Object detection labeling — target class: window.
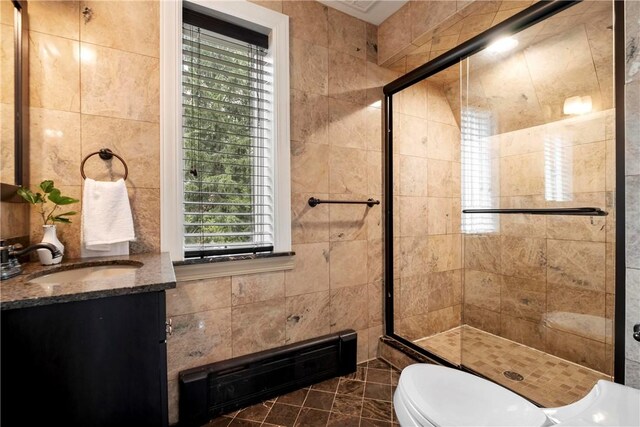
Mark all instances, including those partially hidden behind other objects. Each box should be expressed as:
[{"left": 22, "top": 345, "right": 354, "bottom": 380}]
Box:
[
  {"left": 182, "top": 10, "right": 273, "bottom": 258},
  {"left": 461, "top": 108, "right": 498, "bottom": 233},
  {"left": 161, "top": 1, "right": 290, "bottom": 266},
  {"left": 544, "top": 136, "right": 572, "bottom": 202}
]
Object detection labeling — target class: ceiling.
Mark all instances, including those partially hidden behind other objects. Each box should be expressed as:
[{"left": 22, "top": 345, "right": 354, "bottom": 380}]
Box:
[{"left": 317, "top": 0, "right": 408, "bottom": 25}]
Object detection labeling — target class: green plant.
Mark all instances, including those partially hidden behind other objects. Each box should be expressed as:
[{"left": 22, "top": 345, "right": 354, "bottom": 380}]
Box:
[{"left": 17, "top": 180, "right": 79, "bottom": 225}]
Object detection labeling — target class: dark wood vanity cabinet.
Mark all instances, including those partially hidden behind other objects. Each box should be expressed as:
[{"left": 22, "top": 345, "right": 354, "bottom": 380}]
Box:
[{"left": 1, "top": 291, "right": 169, "bottom": 427}]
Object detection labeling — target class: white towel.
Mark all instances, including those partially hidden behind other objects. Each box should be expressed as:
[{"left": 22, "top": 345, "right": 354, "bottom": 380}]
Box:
[
  {"left": 81, "top": 240, "right": 129, "bottom": 257},
  {"left": 81, "top": 178, "right": 135, "bottom": 257}
]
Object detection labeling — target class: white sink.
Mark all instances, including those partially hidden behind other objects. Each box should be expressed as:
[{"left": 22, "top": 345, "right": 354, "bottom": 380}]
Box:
[{"left": 28, "top": 264, "right": 142, "bottom": 284}]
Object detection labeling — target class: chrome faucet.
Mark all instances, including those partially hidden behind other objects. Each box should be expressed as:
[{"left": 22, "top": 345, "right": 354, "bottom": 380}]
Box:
[{"left": 0, "top": 241, "right": 62, "bottom": 280}]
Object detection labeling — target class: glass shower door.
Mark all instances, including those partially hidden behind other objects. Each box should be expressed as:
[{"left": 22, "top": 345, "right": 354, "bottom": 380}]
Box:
[
  {"left": 459, "top": 0, "right": 615, "bottom": 407},
  {"left": 392, "top": 61, "right": 464, "bottom": 367}
]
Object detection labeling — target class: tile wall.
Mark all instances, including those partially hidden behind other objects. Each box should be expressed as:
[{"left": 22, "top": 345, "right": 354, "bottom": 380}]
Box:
[
  {"left": 441, "top": 3, "right": 614, "bottom": 135},
  {"left": 23, "top": 0, "right": 161, "bottom": 256},
  {"left": 624, "top": 0, "right": 640, "bottom": 389},
  {"left": 463, "top": 110, "right": 616, "bottom": 375},
  {"left": 380, "top": 0, "right": 628, "bottom": 379},
  {"left": 391, "top": 77, "right": 463, "bottom": 341},
  {"left": 377, "top": 0, "right": 536, "bottom": 72},
  {"left": 7, "top": 5, "right": 637, "bottom": 427},
  {"left": 14, "top": 1, "right": 403, "bottom": 423},
  {"left": 1, "top": 1, "right": 15, "bottom": 185},
  {"left": 164, "top": 1, "right": 400, "bottom": 423},
  {"left": 1, "top": 2, "right": 29, "bottom": 240},
  {"left": 381, "top": 1, "right": 539, "bottom": 356},
  {"left": 0, "top": 202, "right": 28, "bottom": 240}
]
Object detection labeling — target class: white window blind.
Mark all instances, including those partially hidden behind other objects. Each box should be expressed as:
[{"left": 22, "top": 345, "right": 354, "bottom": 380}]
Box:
[
  {"left": 461, "top": 108, "right": 498, "bottom": 233},
  {"left": 544, "top": 136, "right": 573, "bottom": 201},
  {"left": 182, "top": 15, "right": 274, "bottom": 258}
]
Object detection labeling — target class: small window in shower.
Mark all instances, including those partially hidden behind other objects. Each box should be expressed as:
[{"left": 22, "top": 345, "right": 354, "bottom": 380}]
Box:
[{"left": 461, "top": 107, "right": 498, "bottom": 233}]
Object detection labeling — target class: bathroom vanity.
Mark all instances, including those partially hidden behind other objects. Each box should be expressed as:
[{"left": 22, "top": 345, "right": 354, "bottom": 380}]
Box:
[{"left": 0, "top": 253, "right": 176, "bottom": 427}]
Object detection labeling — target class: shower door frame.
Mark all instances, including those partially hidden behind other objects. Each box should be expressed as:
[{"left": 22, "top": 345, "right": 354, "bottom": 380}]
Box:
[{"left": 382, "top": 0, "right": 627, "bottom": 384}]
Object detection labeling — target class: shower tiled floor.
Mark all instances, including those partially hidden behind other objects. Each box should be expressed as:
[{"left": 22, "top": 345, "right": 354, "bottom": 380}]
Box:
[
  {"left": 203, "top": 359, "right": 401, "bottom": 427},
  {"left": 414, "top": 325, "right": 611, "bottom": 407}
]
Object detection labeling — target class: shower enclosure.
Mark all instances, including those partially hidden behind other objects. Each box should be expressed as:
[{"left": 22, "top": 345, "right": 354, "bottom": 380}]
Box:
[{"left": 383, "top": 0, "right": 624, "bottom": 407}]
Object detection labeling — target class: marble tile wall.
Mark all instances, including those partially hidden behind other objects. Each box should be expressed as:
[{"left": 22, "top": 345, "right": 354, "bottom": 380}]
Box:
[
  {"left": 164, "top": 1, "right": 396, "bottom": 423},
  {"left": 446, "top": 7, "right": 613, "bottom": 135},
  {"left": 624, "top": 0, "right": 640, "bottom": 389},
  {"left": 6, "top": 1, "right": 396, "bottom": 423},
  {"left": 377, "top": 0, "right": 626, "bottom": 379},
  {"left": 463, "top": 110, "right": 617, "bottom": 375},
  {"left": 1, "top": 202, "right": 29, "bottom": 239},
  {"left": 1, "top": 1, "right": 15, "bottom": 185},
  {"left": 0, "top": 2, "right": 28, "bottom": 240},
  {"left": 377, "top": 1, "right": 536, "bottom": 71},
  {"left": 12, "top": 4, "right": 637, "bottom": 425},
  {"left": 24, "top": 0, "right": 160, "bottom": 257},
  {"left": 379, "top": 1, "right": 614, "bottom": 135},
  {"left": 392, "top": 78, "right": 463, "bottom": 342}
]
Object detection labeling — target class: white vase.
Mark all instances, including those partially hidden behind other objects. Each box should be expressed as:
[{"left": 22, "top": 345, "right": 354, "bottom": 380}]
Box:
[{"left": 37, "top": 224, "right": 64, "bottom": 265}]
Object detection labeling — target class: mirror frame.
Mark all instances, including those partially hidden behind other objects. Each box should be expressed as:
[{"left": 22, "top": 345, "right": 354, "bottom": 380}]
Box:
[{"left": 1, "top": 0, "right": 28, "bottom": 202}]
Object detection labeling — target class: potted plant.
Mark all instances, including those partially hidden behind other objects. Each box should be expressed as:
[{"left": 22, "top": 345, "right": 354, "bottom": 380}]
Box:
[{"left": 17, "top": 180, "right": 79, "bottom": 265}]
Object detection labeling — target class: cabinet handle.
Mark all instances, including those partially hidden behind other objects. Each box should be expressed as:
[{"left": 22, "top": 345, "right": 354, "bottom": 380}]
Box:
[{"left": 166, "top": 318, "right": 173, "bottom": 336}]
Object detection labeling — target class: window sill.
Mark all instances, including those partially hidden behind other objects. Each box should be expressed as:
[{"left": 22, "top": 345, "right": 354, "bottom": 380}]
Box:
[{"left": 173, "top": 251, "right": 295, "bottom": 281}]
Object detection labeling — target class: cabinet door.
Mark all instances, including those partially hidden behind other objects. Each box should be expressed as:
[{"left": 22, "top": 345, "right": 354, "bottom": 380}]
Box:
[{"left": 1, "top": 292, "right": 168, "bottom": 427}]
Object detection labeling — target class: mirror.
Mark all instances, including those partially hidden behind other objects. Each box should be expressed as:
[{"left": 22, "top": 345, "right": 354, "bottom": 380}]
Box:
[{"left": 1, "top": 0, "right": 28, "bottom": 201}]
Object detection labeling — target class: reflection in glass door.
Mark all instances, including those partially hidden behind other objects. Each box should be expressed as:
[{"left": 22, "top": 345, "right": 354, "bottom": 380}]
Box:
[{"left": 386, "top": 0, "right": 617, "bottom": 407}]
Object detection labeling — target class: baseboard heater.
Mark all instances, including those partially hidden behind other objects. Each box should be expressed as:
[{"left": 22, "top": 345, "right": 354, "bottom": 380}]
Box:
[{"left": 178, "top": 330, "right": 357, "bottom": 426}]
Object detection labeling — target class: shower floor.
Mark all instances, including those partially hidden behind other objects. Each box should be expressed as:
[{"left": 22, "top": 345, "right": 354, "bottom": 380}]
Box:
[{"left": 414, "top": 325, "right": 611, "bottom": 408}]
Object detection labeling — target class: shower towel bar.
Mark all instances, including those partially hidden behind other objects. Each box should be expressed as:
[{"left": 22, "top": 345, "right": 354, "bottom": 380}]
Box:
[
  {"left": 308, "top": 197, "right": 380, "bottom": 208},
  {"left": 462, "top": 207, "right": 607, "bottom": 216}
]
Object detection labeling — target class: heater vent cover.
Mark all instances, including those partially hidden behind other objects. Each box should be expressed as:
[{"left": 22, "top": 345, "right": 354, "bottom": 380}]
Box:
[{"left": 179, "top": 330, "right": 357, "bottom": 426}]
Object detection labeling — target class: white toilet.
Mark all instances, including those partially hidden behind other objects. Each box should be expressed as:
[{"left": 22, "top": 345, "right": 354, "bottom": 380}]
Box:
[{"left": 393, "top": 364, "right": 640, "bottom": 427}]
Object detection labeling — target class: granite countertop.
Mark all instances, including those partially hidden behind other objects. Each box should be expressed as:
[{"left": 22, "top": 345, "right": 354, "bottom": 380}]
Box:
[
  {"left": 173, "top": 250, "right": 295, "bottom": 266},
  {"left": 0, "top": 253, "right": 176, "bottom": 310}
]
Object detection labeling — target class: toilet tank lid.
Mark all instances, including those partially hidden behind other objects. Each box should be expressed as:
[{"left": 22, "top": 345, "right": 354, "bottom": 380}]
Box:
[{"left": 398, "top": 364, "right": 548, "bottom": 427}]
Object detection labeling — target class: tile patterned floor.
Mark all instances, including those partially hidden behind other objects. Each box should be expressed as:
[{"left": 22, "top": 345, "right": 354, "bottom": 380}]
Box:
[
  {"left": 203, "top": 359, "right": 401, "bottom": 427},
  {"left": 201, "top": 326, "right": 612, "bottom": 425},
  {"left": 415, "top": 325, "right": 611, "bottom": 407}
]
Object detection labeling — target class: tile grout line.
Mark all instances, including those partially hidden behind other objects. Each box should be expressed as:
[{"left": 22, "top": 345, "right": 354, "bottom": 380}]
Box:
[
  {"left": 260, "top": 399, "right": 274, "bottom": 426},
  {"left": 389, "top": 367, "right": 394, "bottom": 423},
  {"left": 290, "top": 387, "right": 309, "bottom": 427},
  {"left": 327, "top": 384, "right": 339, "bottom": 426},
  {"left": 207, "top": 360, "right": 397, "bottom": 427},
  {"left": 358, "top": 366, "right": 367, "bottom": 427},
  {"left": 260, "top": 400, "right": 276, "bottom": 427}
]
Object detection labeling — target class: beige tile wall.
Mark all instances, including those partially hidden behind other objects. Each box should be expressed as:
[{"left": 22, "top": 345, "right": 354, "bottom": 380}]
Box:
[
  {"left": 624, "top": 0, "right": 640, "bottom": 389},
  {"left": 440, "top": 1, "right": 615, "bottom": 135},
  {"left": 1, "top": 2, "right": 28, "bottom": 239},
  {"left": 378, "top": 0, "right": 623, "bottom": 379},
  {"left": 15, "top": 1, "right": 400, "bottom": 423},
  {"left": 463, "top": 110, "right": 616, "bottom": 375},
  {"left": 13, "top": 1, "right": 637, "bottom": 422},
  {"left": 1, "top": 1, "right": 15, "bottom": 185},
  {"left": 164, "top": 1, "right": 398, "bottom": 423},
  {"left": 25, "top": 0, "right": 160, "bottom": 257},
  {"left": 377, "top": 1, "right": 536, "bottom": 71},
  {"left": 1, "top": 202, "right": 29, "bottom": 239},
  {"left": 391, "top": 79, "right": 464, "bottom": 341}
]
